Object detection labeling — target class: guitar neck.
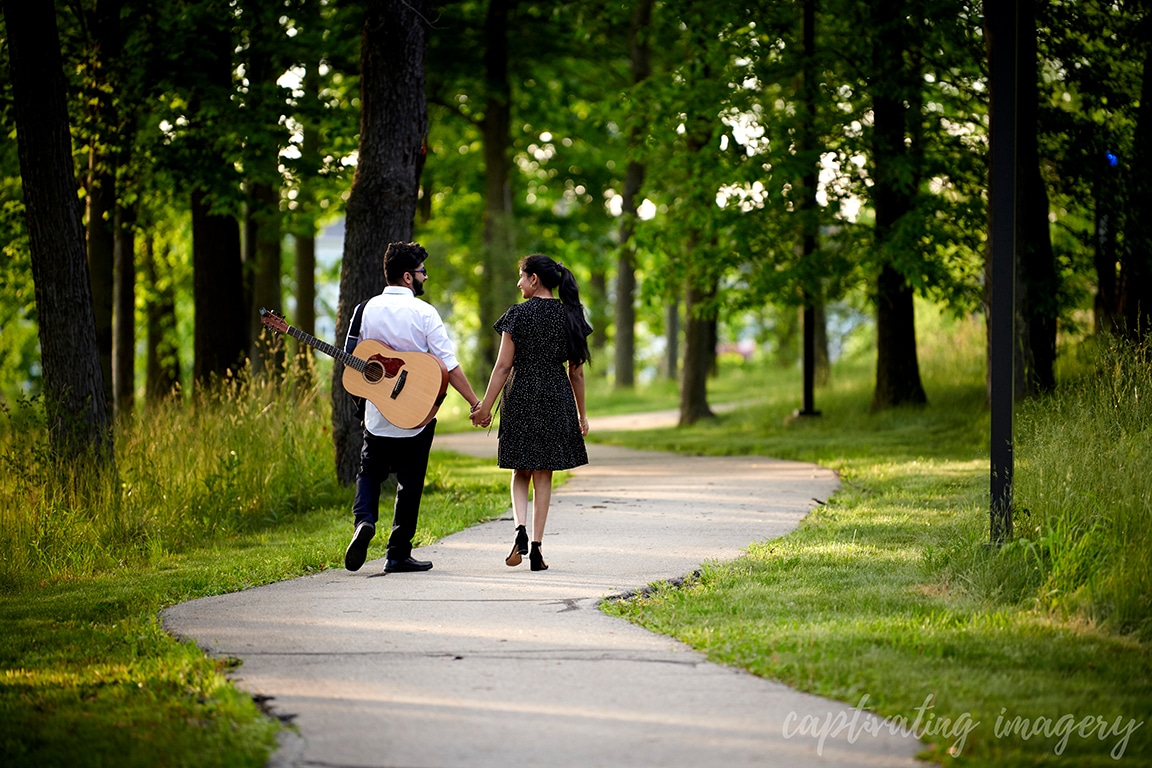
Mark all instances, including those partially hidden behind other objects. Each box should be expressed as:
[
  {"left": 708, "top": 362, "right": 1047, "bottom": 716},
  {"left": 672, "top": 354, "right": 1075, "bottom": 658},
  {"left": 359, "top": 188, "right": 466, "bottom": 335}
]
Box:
[{"left": 285, "top": 325, "right": 364, "bottom": 372}]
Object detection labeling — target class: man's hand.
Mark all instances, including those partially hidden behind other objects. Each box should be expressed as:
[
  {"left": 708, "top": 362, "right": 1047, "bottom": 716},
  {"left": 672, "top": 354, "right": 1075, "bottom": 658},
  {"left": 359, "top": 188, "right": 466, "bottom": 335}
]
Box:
[{"left": 470, "top": 402, "right": 492, "bottom": 428}]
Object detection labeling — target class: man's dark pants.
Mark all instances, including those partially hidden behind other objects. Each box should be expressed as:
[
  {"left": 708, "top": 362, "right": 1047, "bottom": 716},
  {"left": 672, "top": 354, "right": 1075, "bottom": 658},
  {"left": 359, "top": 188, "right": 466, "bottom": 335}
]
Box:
[{"left": 351, "top": 419, "right": 437, "bottom": 561}]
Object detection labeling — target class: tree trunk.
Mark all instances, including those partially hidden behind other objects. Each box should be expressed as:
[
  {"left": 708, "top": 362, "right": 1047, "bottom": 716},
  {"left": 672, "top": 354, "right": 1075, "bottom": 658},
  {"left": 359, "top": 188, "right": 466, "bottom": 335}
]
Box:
[
  {"left": 705, "top": 316, "right": 718, "bottom": 378},
  {"left": 664, "top": 296, "right": 680, "bottom": 381},
  {"left": 244, "top": 11, "right": 284, "bottom": 376},
  {"left": 189, "top": 13, "right": 247, "bottom": 390},
  {"left": 613, "top": 0, "right": 653, "bottom": 390},
  {"left": 677, "top": 13, "right": 719, "bottom": 426},
  {"left": 292, "top": 66, "right": 322, "bottom": 387},
  {"left": 249, "top": 180, "right": 283, "bottom": 374},
  {"left": 679, "top": 280, "right": 716, "bottom": 425},
  {"left": 813, "top": 300, "right": 830, "bottom": 386},
  {"left": 869, "top": 1, "right": 927, "bottom": 411},
  {"left": 1015, "top": 0, "right": 1057, "bottom": 395},
  {"left": 113, "top": 203, "right": 136, "bottom": 418},
  {"left": 872, "top": 265, "right": 925, "bottom": 410},
  {"left": 87, "top": 148, "right": 116, "bottom": 412},
  {"left": 614, "top": 238, "right": 638, "bottom": 387},
  {"left": 679, "top": 283, "right": 719, "bottom": 426},
  {"left": 797, "top": 0, "right": 825, "bottom": 412},
  {"left": 143, "top": 235, "right": 181, "bottom": 402},
  {"left": 589, "top": 270, "right": 608, "bottom": 357},
  {"left": 332, "top": 0, "right": 430, "bottom": 484},
  {"left": 84, "top": 0, "right": 122, "bottom": 414},
  {"left": 477, "top": 0, "right": 518, "bottom": 370},
  {"left": 109, "top": 20, "right": 139, "bottom": 420},
  {"left": 242, "top": 199, "right": 256, "bottom": 318},
  {"left": 1119, "top": 31, "right": 1152, "bottom": 338},
  {"left": 192, "top": 190, "right": 247, "bottom": 386},
  {"left": 4, "top": 0, "right": 111, "bottom": 462},
  {"left": 776, "top": 307, "right": 799, "bottom": 368},
  {"left": 294, "top": 232, "right": 317, "bottom": 381},
  {"left": 1094, "top": 151, "right": 1120, "bottom": 335}
]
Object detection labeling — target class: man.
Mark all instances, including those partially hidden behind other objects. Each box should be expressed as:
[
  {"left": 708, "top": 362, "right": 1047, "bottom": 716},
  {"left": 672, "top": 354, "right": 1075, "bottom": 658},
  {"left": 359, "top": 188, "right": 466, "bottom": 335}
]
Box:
[{"left": 342, "top": 241, "right": 481, "bottom": 573}]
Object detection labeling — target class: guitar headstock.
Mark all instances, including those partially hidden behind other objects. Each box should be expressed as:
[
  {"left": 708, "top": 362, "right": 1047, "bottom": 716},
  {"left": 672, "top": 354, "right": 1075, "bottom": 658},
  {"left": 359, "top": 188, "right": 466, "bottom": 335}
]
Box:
[{"left": 259, "top": 307, "right": 289, "bottom": 335}]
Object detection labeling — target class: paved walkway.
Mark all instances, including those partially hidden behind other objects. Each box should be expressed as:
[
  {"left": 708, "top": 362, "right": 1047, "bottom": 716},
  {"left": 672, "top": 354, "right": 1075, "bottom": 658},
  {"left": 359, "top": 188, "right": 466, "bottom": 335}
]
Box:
[{"left": 162, "top": 412, "right": 927, "bottom": 767}]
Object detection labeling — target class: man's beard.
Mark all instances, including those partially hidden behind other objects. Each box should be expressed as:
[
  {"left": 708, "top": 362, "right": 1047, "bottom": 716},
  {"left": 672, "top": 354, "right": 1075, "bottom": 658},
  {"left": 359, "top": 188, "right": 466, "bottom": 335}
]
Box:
[{"left": 413, "top": 280, "right": 425, "bottom": 297}]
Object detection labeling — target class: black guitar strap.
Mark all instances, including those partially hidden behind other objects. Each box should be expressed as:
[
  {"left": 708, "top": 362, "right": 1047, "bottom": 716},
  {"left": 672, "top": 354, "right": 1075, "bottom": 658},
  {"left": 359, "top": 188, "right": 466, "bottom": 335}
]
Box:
[
  {"left": 345, "top": 302, "right": 365, "bottom": 353},
  {"left": 345, "top": 302, "right": 367, "bottom": 423}
]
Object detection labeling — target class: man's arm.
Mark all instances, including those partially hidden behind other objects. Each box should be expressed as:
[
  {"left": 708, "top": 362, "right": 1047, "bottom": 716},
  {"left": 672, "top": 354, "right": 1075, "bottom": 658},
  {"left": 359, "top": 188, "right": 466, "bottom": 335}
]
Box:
[{"left": 447, "top": 365, "right": 480, "bottom": 410}]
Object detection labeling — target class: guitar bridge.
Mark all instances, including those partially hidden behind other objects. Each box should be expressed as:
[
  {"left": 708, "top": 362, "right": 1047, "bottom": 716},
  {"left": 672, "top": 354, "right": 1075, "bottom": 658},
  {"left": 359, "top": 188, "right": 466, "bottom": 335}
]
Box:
[{"left": 390, "top": 369, "right": 408, "bottom": 399}]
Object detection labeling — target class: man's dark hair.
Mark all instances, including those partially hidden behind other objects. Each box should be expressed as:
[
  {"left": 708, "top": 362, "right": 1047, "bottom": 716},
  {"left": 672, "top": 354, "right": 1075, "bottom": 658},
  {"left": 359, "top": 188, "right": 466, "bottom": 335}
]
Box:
[{"left": 383, "top": 242, "right": 428, "bottom": 284}]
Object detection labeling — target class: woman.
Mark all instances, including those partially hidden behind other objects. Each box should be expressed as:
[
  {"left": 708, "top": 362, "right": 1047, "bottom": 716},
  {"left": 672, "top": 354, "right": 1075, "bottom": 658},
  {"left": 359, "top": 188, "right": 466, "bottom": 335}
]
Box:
[{"left": 470, "top": 254, "right": 592, "bottom": 571}]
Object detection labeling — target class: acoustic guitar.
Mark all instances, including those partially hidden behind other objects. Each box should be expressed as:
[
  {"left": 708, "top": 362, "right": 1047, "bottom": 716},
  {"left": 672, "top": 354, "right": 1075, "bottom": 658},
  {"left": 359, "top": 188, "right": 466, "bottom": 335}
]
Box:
[{"left": 259, "top": 307, "right": 449, "bottom": 429}]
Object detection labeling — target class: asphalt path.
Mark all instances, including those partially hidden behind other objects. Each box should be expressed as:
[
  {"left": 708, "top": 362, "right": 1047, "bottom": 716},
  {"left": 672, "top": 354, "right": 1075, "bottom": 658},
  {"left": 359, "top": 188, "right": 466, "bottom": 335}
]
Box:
[{"left": 162, "top": 411, "right": 928, "bottom": 767}]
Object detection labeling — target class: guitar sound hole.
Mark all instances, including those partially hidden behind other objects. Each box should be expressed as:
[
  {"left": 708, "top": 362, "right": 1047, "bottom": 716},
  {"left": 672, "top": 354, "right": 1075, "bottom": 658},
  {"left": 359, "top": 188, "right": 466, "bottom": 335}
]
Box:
[{"left": 363, "top": 361, "right": 384, "bottom": 384}]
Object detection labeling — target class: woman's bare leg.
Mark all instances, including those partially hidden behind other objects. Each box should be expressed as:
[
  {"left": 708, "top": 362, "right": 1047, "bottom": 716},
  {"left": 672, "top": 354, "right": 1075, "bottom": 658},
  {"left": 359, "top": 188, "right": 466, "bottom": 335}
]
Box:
[
  {"left": 530, "top": 470, "right": 553, "bottom": 542},
  {"left": 511, "top": 469, "right": 531, "bottom": 528}
]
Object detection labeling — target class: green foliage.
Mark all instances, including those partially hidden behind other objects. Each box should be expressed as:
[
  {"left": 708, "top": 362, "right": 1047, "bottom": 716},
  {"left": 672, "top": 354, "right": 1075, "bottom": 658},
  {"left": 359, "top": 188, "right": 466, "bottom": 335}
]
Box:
[
  {"left": 0, "top": 30, "right": 37, "bottom": 400},
  {"left": 0, "top": 177, "right": 37, "bottom": 401},
  {"left": 423, "top": 0, "right": 638, "bottom": 367},
  {"left": 1, "top": 0, "right": 1146, "bottom": 405}
]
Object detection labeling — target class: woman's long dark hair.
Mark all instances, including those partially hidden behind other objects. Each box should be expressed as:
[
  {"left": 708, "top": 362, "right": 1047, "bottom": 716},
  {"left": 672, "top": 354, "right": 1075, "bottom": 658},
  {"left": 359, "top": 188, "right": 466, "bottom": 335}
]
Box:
[{"left": 520, "top": 254, "right": 593, "bottom": 366}]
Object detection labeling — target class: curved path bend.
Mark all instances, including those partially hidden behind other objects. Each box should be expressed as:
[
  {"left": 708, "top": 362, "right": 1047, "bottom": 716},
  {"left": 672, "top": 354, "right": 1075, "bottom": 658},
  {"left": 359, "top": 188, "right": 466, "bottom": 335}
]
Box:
[{"left": 163, "top": 413, "right": 926, "bottom": 768}]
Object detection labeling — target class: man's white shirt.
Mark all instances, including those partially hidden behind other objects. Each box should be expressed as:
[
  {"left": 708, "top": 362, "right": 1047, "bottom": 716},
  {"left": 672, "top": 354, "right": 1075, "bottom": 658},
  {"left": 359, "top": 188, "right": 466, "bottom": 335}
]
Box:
[{"left": 352, "top": 286, "right": 459, "bottom": 438}]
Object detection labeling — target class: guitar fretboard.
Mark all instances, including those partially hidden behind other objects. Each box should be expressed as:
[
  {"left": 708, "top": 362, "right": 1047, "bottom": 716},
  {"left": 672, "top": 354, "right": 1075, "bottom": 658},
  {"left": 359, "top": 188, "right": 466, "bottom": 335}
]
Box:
[{"left": 285, "top": 325, "right": 365, "bottom": 372}]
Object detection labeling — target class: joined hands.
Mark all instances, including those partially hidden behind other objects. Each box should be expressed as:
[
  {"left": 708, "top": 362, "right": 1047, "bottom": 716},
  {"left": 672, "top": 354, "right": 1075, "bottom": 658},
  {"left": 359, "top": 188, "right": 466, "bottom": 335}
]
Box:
[{"left": 470, "top": 401, "right": 492, "bottom": 428}]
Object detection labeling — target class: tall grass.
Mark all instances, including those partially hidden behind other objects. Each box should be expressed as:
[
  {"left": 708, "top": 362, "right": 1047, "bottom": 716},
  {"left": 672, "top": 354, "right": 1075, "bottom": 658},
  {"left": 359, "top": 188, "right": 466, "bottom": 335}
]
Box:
[
  {"left": 926, "top": 335, "right": 1152, "bottom": 640},
  {"left": 0, "top": 372, "right": 348, "bottom": 590},
  {"left": 1013, "top": 337, "right": 1152, "bottom": 638}
]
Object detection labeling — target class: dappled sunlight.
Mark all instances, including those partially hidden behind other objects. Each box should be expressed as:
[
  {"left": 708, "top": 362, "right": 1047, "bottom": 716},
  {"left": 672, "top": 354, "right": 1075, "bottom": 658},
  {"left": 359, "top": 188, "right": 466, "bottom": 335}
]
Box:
[{"left": 768, "top": 540, "right": 919, "bottom": 564}]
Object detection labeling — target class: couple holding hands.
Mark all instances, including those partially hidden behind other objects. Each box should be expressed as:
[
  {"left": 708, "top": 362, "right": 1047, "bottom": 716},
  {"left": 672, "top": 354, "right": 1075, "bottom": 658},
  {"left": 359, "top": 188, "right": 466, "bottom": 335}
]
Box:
[{"left": 343, "top": 243, "right": 592, "bottom": 576}]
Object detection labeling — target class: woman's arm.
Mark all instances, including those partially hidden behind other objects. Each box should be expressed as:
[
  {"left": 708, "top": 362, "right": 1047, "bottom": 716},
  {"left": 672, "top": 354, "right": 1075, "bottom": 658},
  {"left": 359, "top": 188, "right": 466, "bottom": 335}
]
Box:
[
  {"left": 568, "top": 363, "right": 588, "bottom": 436},
  {"left": 471, "top": 332, "right": 516, "bottom": 427}
]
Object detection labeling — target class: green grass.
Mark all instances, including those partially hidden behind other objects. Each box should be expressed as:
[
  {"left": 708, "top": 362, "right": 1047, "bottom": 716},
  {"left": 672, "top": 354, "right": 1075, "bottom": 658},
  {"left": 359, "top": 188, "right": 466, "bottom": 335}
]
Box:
[
  {"left": 0, "top": 375, "right": 511, "bottom": 767},
  {"left": 597, "top": 321, "right": 1152, "bottom": 766}
]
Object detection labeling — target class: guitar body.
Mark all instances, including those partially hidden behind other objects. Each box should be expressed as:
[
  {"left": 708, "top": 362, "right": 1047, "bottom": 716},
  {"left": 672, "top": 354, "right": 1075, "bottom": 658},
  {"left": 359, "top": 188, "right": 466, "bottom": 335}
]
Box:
[
  {"left": 257, "top": 307, "right": 449, "bottom": 430},
  {"left": 343, "top": 339, "right": 449, "bottom": 429}
]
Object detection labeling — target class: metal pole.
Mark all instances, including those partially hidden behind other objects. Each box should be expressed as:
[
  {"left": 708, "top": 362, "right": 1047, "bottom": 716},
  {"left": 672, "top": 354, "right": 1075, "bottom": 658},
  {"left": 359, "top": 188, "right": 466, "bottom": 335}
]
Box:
[
  {"left": 799, "top": 303, "right": 820, "bottom": 416},
  {"left": 795, "top": 0, "right": 821, "bottom": 419},
  {"left": 989, "top": 1, "right": 1017, "bottom": 543}
]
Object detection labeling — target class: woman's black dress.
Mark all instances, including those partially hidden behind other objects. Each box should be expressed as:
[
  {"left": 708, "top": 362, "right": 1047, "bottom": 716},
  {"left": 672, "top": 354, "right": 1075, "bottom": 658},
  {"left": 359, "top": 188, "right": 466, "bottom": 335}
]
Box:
[{"left": 493, "top": 297, "right": 588, "bottom": 471}]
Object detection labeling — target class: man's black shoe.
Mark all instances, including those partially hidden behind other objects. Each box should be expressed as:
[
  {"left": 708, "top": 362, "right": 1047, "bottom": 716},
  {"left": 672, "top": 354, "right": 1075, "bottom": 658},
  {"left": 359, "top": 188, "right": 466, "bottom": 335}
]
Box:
[
  {"left": 344, "top": 522, "right": 375, "bottom": 572},
  {"left": 383, "top": 556, "right": 433, "bottom": 573}
]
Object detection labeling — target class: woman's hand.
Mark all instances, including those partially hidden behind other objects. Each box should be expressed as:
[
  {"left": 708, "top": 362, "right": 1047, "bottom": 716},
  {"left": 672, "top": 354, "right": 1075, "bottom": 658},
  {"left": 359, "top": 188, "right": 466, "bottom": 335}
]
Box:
[
  {"left": 470, "top": 402, "right": 492, "bottom": 428},
  {"left": 579, "top": 415, "right": 589, "bottom": 437}
]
